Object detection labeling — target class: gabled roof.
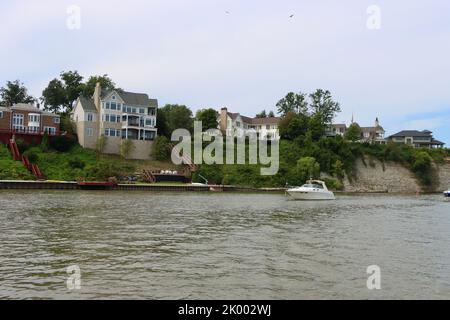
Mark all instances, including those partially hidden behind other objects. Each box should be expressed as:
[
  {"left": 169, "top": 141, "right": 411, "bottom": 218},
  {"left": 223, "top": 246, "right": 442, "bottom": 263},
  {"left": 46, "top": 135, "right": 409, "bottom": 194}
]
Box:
[
  {"left": 9, "top": 103, "right": 60, "bottom": 117},
  {"left": 78, "top": 97, "right": 97, "bottom": 112},
  {"left": 227, "top": 112, "right": 280, "bottom": 125},
  {"left": 388, "top": 130, "right": 433, "bottom": 138},
  {"left": 101, "top": 90, "right": 158, "bottom": 107}
]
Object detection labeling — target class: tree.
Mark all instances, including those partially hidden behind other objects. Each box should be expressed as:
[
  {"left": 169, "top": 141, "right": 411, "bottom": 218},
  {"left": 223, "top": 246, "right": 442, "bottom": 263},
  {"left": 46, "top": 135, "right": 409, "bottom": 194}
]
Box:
[
  {"left": 83, "top": 75, "right": 117, "bottom": 97},
  {"left": 308, "top": 113, "right": 326, "bottom": 141},
  {"left": 41, "top": 79, "right": 66, "bottom": 113},
  {"left": 268, "top": 111, "right": 275, "bottom": 118},
  {"left": 332, "top": 159, "right": 345, "bottom": 180},
  {"left": 153, "top": 136, "right": 171, "bottom": 161},
  {"left": 120, "top": 139, "right": 135, "bottom": 159},
  {"left": 278, "top": 112, "right": 309, "bottom": 140},
  {"left": 276, "top": 92, "right": 308, "bottom": 116},
  {"left": 295, "top": 157, "right": 321, "bottom": 183},
  {"left": 159, "top": 104, "right": 193, "bottom": 137},
  {"left": 309, "top": 89, "right": 341, "bottom": 125},
  {"left": 345, "top": 123, "right": 362, "bottom": 142},
  {"left": 256, "top": 110, "right": 267, "bottom": 118},
  {"left": 0, "top": 80, "right": 35, "bottom": 106},
  {"left": 195, "top": 108, "right": 219, "bottom": 131},
  {"left": 95, "top": 135, "right": 108, "bottom": 157}
]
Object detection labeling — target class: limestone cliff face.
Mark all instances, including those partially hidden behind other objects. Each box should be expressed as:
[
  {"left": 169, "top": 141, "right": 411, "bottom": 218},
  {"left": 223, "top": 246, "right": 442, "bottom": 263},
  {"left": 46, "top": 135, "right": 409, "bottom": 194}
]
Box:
[{"left": 343, "top": 158, "right": 450, "bottom": 193}]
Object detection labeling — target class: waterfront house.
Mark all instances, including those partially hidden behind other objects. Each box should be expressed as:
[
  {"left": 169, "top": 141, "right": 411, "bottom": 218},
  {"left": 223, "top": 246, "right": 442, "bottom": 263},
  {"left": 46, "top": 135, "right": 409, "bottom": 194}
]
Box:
[
  {"left": 387, "top": 130, "right": 445, "bottom": 148},
  {"left": 325, "top": 118, "right": 386, "bottom": 144},
  {"left": 325, "top": 123, "right": 347, "bottom": 137},
  {"left": 72, "top": 83, "right": 158, "bottom": 159},
  {"left": 218, "top": 107, "right": 280, "bottom": 140},
  {"left": 0, "top": 103, "right": 60, "bottom": 144}
]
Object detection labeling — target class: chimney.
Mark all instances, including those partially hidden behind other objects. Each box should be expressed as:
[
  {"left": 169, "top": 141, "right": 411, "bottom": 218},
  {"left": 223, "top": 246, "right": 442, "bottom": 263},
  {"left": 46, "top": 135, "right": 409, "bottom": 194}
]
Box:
[
  {"left": 219, "top": 107, "right": 228, "bottom": 132},
  {"left": 93, "top": 82, "right": 101, "bottom": 111}
]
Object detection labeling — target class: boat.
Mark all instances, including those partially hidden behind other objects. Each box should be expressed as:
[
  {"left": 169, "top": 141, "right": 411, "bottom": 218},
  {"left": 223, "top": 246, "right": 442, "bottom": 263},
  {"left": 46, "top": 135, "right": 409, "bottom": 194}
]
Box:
[
  {"left": 444, "top": 189, "right": 450, "bottom": 198},
  {"left": 287, "top": 180, "right": 335, "bottom": 200}
]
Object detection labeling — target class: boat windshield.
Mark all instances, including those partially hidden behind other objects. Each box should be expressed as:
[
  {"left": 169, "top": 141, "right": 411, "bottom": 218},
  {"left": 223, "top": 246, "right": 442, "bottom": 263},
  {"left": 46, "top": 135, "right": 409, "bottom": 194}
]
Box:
[{"left": 302, "top": 183, "right": 324, "bottom": 189}]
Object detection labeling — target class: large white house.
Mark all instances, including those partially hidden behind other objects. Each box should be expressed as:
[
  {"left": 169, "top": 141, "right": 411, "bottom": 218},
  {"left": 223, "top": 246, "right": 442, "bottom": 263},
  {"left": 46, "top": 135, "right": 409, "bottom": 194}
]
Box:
[
  {"left": 218, "top": 107, "right": 280, "bottom": 140},
  {"left": 72, "top": 83, "right": 158, "bottom": 159}
]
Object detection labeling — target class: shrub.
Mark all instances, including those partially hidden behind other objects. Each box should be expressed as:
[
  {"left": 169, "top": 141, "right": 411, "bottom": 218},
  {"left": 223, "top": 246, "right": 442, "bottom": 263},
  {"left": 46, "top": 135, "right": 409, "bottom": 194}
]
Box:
[
  {"left": 49, "top": 135, "right": 77, "bottom": 152},
  {"left": 15, "top": 139, "right": 30, "bottom": 154},
  {"left": 23, "top": 148, "right": 39, "bottom": 164},
  {"left": 153, "top": 136, "right": 171, "bottom": 161},
  {"left": 323, "top": 178, "right": 344, "bottom": 191},
  {"left": 68, "top": 157, "right": 85, "bottom": 169}
]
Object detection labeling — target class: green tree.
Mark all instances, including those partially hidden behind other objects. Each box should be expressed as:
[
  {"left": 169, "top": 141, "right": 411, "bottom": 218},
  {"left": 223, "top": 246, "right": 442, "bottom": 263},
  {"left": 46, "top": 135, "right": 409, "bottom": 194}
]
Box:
[
  {"left": 295, "top": 157, "right": 321, "bottom": 183},
  {"left": 159, "top": 104, "right": 193, "bottom": 137},
  {"left": 0, "top": 80, "right": 35, "bottom": 106},
  {"left": 308, "top": 113, "right": 326, "bottom": 141},
  {"left": 345, "top": 123, "right": 362, "bottom": 142},
  {"left": 309, "top": 89, "right": 341, "bottom": 125},
  {"left": 278, "top": 112, "right": 309, "bottom": 140},
  {"left": 276, "top": 92, "right": 308, "bottom": 116},
  {"left": 332, "top": 159, "right": 345, "bottom": 180},
  {"left": 95, "top": 135, "right": 108, "bottom": 157},
  {"left": 268, "top": 111, "right": 275, "bottom": 117},
  {"left": 40, "top": 133, "right": 50, "bottom": 152},
  {"left": 153, "top": 136, "right": 171, "bottom": 161},
  {"left": 41, "top": 79, "right": 66, "bottom": 113},
  {"left": 195, "top": 108, "right": 219, "bottom": 131},
  {"left": 255, "top": 110, "right": 267, "bottom": 118},
  {"left": 83, "top": 75, "right": 117, "bottom": 97},
  {"left": 120, "top": 139, "right": 135, "bottom": 159}
]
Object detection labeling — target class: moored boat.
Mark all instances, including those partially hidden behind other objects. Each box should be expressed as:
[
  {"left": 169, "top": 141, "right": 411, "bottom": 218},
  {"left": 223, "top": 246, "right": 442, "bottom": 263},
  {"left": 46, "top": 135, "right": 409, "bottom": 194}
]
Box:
[
  {"left": 444, "top": 189, "right": 450, "bottom": 198},
  {"left": 287, "top": 180, "right": 335, "bottom": 200}
]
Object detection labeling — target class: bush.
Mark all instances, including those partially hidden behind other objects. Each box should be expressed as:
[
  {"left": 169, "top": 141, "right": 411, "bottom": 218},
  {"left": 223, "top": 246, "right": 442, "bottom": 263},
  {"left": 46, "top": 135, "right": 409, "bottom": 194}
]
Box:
[
  {"left": 49, "top": 135, "right": 77, "bottom": 152},
  {"left": 323, "top": 178, "right": 344, "bottom": 191},
  {"left": 153, "top": 136, "right": 171, "bottom": 161},
  {"left": 68, "top": 157, "right": 85, "bottom": 169},
  {"left": 15, "top": 139, "right": 30, "bottom": 154},
  {"left": 23, "top": 148, "right": 40, "bottom": 164}
]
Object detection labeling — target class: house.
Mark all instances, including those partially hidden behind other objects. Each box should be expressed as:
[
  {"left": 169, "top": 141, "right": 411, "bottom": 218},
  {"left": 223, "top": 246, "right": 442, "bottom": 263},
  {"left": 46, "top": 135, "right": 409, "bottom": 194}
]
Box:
[
  {"left": 325, "top": 124, "right": 347, "bottom": 137},
  {"left": 218, "top": 107, "right": 280, "bottom": 140},
  {"left": 325, "top": 118, "right": 386, "bottom": 144},
  {"left": 72, "top": 83, "right": 158, "bottom": 159},
  {"left": 359, "top": 118, "right": 386, "bottom": 144},
  {"left": 0, "top": 103, "right": 60, "bottom": 144},
  {"left": 387, "top": 130, "right": 445, "bottom": 148}
]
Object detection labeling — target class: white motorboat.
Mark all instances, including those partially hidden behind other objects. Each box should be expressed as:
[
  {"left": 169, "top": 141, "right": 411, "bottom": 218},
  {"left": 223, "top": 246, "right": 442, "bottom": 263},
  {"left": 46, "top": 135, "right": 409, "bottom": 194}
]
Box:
[
  {"left": 287, "top": 180, "right": 336, "bottom": 200},
  {"left": 444, "top": 189, "right": 450, "bottom": 198}
]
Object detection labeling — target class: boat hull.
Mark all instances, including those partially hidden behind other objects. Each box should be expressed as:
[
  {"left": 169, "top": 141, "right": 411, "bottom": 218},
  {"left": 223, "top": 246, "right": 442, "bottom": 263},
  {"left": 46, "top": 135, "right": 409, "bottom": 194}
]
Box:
[
  {"left": 287, "top": 190, "right": 335, "bottom": 200},
  {"left": 444, "top": 191, "right": 450, "bottom": 198}
]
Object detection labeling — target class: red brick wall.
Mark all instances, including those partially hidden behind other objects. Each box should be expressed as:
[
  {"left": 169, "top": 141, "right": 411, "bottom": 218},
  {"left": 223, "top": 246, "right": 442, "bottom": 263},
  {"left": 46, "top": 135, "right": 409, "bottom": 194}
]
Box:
[{"left": 0, "top": 111, "right": 11, "bottom": 130}]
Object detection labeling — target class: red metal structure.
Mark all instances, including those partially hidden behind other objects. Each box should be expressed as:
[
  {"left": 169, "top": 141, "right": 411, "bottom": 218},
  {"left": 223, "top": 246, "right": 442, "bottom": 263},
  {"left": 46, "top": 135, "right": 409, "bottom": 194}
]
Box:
[{"left": 6, "top": 139, "right": 45, "bottom": 180}]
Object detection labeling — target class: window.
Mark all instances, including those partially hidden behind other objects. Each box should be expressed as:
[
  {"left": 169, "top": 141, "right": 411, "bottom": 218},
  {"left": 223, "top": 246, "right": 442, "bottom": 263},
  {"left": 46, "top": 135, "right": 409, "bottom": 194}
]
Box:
[
  {"left": 87, "top": 113, "right": 94, "bottom": 122},
  {"left": 13, "top": 114, "right": 24, "bottom": 129},
  {"left": 0, "top": 111, "right": 3, "bottom": 118},
  {"left": 29, "top": 114, "right": 40, "bottom": 123},
  {"left": 105, "top": 114, "right": 120, "bottom": 123},
  {"left": 105, "top": 128, "right": 121, "bottom": 137},
  {"left": 86, "top": 128, "right": 94, "bottom": 137},
  {"left": 54, "top": 117, "right": 60, "bottom": 124},
  {"left": 149, "top": 108, "right": 156, "bottom": 116},
  {"left": 110, "top": 102, "right": 117, "bottom": 110},
  {"left": 44, "top": 127, "right": 56, "bottom": 135},
  {"left": 139, "top": 108, "right": 146, "bottom": 114},
  {"left": 145, "top": 118, "right": 155, "bottom": 127},
  {"left": 106, "top": 102, "right": 110, "bottom": 109}
]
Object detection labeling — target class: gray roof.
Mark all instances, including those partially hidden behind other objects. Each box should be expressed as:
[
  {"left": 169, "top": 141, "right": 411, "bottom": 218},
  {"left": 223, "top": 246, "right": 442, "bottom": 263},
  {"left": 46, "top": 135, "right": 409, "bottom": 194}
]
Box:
[
  {"left": 7, "top": 103, "right": 59, "bottom": 117},
  {"left": 228, "top": 112, "right": 280, "bottom": 125},
  {"left": 101, "top": 90, "right": 158, "bottom": 107},
  {"left": 78, "top": 97, "right": 97, "bottom": 112},
  {"left": 388, "top": 130, "right": 433, "bottom": 138}
]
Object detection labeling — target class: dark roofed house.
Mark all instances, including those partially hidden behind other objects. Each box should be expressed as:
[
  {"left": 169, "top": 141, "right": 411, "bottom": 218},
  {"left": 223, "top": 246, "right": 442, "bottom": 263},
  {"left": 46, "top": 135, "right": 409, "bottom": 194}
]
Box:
[
  {"left": 387, "top": 130, "right": 445, "bottom": 148},
  {"left": 218, "top": 107, "right": 280, "bottom": 140},
  {"left": 72, "top": 83, "right": 158, "bottom": 159}
]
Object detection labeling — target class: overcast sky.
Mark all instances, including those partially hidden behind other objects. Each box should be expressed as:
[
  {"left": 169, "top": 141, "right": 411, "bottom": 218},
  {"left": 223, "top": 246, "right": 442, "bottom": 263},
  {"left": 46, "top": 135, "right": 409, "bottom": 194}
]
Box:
[{"left": 1, "top": 0, "right": 449, "bottom": 143}]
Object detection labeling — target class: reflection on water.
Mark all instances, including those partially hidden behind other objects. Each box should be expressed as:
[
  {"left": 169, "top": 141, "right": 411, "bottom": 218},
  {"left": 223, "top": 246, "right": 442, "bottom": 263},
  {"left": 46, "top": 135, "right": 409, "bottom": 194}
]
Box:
[{"left": 0, "top": 191, "right": 449, "bottom": 299}]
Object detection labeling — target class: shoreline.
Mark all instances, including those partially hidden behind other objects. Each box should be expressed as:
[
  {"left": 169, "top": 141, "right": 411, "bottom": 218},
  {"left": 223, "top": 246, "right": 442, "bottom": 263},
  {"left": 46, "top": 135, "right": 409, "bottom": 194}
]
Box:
[{"left": 0, "top": 180, "right": 446, "bottom": 195}]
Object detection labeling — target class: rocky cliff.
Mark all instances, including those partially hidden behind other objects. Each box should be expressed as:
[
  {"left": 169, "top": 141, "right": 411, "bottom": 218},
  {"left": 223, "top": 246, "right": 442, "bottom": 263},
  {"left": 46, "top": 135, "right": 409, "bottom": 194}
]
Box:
[{"left": 343, "top": 157, "right": 450, "bottom": 193}]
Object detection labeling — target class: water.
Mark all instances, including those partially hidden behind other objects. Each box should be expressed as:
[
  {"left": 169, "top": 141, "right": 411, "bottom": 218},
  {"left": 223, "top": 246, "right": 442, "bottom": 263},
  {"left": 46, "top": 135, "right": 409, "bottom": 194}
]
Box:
[{"left": 0, "top": 190, "right": 449, "bottom": 300}]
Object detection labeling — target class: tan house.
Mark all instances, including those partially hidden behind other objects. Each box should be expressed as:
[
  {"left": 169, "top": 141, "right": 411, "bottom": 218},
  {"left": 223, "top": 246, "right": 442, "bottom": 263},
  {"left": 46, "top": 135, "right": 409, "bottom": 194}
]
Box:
[
  {"left": 218, "top": 107, "right": 280, "bottom": 140},
  {"left": 72, "top": 83, "right": 158, "bottom": 160}
]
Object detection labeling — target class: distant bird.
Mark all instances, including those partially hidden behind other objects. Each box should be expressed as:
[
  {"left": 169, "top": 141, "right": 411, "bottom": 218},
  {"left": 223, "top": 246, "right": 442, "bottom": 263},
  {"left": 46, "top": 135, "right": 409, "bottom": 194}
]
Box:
[{"left": 289, "top": 14, "right": 294, "bottom": 18}]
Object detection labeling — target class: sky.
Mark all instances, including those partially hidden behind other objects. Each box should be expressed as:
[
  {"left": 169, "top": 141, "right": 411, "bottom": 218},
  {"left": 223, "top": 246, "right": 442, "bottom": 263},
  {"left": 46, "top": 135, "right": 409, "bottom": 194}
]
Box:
[{"left": 1, "top": 0, "right": 449, "bottom": 143}]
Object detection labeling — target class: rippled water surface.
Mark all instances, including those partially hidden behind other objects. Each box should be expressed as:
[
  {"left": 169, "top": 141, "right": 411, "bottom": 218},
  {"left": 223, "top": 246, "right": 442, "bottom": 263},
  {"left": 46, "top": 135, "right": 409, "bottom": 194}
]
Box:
[{"left": 0, "top": 190, "right": 449, "bottom": 299}]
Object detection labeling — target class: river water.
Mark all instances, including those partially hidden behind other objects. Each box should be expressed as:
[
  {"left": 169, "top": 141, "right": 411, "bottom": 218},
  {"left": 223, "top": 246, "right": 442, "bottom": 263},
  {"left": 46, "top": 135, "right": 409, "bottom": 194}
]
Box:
[{"left": 0, "top": 190, "right": 449, "bottom": 300}]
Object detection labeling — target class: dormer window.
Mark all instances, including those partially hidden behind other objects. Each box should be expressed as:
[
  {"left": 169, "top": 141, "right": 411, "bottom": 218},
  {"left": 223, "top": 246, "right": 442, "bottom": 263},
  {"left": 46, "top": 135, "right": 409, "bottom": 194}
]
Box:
[{"left": 112, "top": 95, "right": 116, "bottom": 100}]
